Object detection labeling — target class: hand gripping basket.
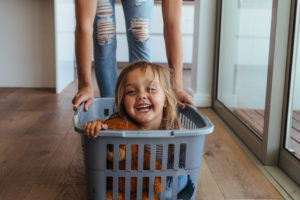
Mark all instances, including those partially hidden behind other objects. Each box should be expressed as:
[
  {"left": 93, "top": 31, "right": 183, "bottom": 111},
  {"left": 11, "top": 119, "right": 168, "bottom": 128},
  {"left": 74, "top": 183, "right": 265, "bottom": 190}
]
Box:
[{"left": 73, "top": 98, "right": 214, "bottom": 200}]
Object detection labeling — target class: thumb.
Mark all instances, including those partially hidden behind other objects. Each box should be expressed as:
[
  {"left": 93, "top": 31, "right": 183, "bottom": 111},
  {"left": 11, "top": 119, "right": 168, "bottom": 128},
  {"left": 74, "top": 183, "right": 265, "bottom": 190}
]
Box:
[{"left": 84, "top": 98, "right": 94, "bottom": 112}]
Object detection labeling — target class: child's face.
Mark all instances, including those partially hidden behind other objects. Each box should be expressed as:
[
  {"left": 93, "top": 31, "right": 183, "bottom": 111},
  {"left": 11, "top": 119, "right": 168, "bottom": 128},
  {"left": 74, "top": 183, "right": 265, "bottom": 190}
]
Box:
[{"left": 123, "top": 67, "right": 166, "bottom": 130}]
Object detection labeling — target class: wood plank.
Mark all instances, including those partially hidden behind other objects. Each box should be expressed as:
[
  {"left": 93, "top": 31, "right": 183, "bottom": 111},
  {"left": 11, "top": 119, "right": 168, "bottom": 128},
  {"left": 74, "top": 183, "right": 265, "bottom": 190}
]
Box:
[
  {"left": 286, "top": 129, "right": 300, "bottom": 159},
  {"left": 0, "top": 88, "right": 18, "bottom": 98},
  {"left": 255, "top": 109, "right": 265, "bottom": 117},
  {"left": 234, "top": 109, "right": 264, "bottom": 136},
  {"left": 0, "top": 133, "right": 64, "bottom": 199},
  {"left": 0, "top": 88, "right": 24, "bottom": 111},
  {"left": 0, "top": 138, "right": 33, "bottom": 198},
  {"left": 197, "top": 158, "right": 224, "bottom": 200},
  {"left": 247, "top": 109, "right": 264, "bottom": 131},
  {"left": 0, "top": 110, "right": 45, "bottom": 138},
  {"left": 290, "top": 120, "right": 300, "bottom": 145},
  {"left": 25, "top": 110, "right": 74, "bottom": 135},
  {"left": 199, "top": 109, "right": 283, "bottom": 200},
  {"left": 287, "top": 134, "right": 300, "bottom": 159},
  {"left": 17, "top": 89, "right": 56, "bottom": 111},
  {"left": 288, "top": 113, "right": 300, "bottom": 159},
  {"left": 0, "top": 135, "right": 35, "bottom": 183},
  {"left": 0, "top": 87, "right": 73, "bottom": 112},
  {"left": 293, "top": 110, "right": 300, "bottom": 123},
  {"left": 25, "top": 184, "right": 87, "bottom": 200},
  {"left": 295, "top": 110, "right": 300, "bottom": 115},
  {"left": 0, "top": 138, "right": 15, "bottom": 157},
  {"left": 0, "top": 88, "right": 55, "bottom": 111},
  {"left": 290, "top": 129, "right": 300, "bottom": 144},
  {"left": 36, "top": 130, "right": 85, "bottom": 185},
  {"left": 233, "top": 108, "right": 300, "bottom": 158},
  {"left": 292, "top": 118, "right": 300, "bottom": 132}
]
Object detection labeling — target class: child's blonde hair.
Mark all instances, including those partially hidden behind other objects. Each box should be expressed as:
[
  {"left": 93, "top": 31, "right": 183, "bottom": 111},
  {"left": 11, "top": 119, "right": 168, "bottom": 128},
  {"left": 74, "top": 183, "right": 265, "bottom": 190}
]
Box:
[{"left": 114, "top": 61, "right": 181, "bottom": 130}]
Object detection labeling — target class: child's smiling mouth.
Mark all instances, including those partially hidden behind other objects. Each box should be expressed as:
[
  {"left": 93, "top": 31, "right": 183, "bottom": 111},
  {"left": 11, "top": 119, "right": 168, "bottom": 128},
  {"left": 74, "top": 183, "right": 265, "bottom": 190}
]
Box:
[{"left": 136, "top": 104, "right": 152, "bottom": 112}]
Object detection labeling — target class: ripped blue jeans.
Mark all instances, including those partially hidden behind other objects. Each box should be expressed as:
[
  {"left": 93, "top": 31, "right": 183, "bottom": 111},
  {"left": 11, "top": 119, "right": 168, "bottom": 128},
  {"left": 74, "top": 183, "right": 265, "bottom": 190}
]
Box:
[{"left": 93, "top": 0, "right": 153, "bottom": 97}]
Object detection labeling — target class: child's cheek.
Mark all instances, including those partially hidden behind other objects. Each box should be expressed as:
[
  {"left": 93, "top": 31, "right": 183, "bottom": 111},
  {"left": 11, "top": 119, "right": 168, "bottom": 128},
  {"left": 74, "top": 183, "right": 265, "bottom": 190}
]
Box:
[{"left": 123, "top": 97, "right": 135, "bottom": 114}]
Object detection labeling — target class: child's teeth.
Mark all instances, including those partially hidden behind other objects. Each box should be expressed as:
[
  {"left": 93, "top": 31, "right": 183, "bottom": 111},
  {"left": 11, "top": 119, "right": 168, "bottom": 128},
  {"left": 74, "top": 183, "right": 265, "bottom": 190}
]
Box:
[{"left": 137, "top": 105, "right": 151, "bottom": 110}]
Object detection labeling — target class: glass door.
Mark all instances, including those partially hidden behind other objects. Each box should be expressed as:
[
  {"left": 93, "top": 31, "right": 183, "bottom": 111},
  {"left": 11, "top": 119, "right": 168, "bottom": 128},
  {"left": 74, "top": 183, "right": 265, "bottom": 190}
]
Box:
[
  {"left": 280, "top": 0, "right": 300, "bottom": 185},
  {"left": 213, "top": 0, "right": 275, "bottom": 161},
  {"left": 216, "top": 0, "right": 272, "bottom": 139},
  {"left": 213, "top": 0, "right": 293, "bottom": 164}
]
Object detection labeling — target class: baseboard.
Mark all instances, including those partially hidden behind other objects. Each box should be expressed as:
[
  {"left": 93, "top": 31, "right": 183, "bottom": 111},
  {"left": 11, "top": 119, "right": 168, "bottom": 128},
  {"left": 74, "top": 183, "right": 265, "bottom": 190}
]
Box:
[{"left": 189, "top": 90, "right": 212, "bottom": 107}]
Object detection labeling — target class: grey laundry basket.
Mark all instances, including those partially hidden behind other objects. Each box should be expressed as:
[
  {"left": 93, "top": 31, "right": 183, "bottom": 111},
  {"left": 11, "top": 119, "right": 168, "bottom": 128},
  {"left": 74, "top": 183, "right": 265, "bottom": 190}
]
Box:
[{"left": 73, "top": 98, "right": 214, "bottom": 200}]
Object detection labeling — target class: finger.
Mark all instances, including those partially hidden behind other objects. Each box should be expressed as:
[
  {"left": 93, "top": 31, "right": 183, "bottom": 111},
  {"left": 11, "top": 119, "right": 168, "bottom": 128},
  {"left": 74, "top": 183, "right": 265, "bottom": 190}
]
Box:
[
  {"left": 93, "top": 125, "right": 101, "bottom": 139},
  {"left": 73, "top": 94, "right": 85, "bottom": 111},
  {"left": 84, "top": 98, "right": 94, "bottom": 112},
  {"left": 72, "top": 94, "right": 79, "bottom": 104},
  {"left": 185, "top": 96, "right": 196, "bottom": 106},
  {"left": 83, "top": 123, "right": 87, "bottom": 134},
  {"left": 95, "top": 123, "right": 102, "bottom": 133},
  {"left": 90, "top": 122, "right": 97, "bottom": 138},
  {"left": 94, "top": 123, "right": 101, "bottom": 138},
  {"left": 101, "top": 124, "right": 108, "bottom": 130},
  {"left": 72, "top": 96, "right": 79, "bottom": 111},
  {"left": 88, "top": 123, "right": 93, "bottom": 138},
  {"left": 88, "top": 123, "right": 96, "bottom": 138},
  {"left": 84, "top": 123, "right": 92, "bottom": 138},
  {"left": 72, "top": 93, "right": 81, "bottom": 105},
  {"left": 177, "top": 101, "right": 186, "bottom": 110},
  {"left": 83, "top": 123, "right": 90, "bottom": 135},
  {"left": 73, "top": 106, "right": 78, "bottom": 111}
]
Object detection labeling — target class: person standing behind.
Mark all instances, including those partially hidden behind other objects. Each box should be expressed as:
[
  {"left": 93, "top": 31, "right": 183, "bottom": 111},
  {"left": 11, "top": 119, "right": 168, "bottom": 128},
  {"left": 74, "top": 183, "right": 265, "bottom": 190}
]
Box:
[{"left": 72, "top": 0, "right": 194, "bottom": 111}]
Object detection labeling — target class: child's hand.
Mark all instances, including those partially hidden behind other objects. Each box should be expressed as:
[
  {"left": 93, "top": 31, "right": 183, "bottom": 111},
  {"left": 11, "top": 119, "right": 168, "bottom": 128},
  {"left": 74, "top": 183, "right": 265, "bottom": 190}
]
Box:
[{"left": 83, "top": 120, "right": 108, "bottom": 139}]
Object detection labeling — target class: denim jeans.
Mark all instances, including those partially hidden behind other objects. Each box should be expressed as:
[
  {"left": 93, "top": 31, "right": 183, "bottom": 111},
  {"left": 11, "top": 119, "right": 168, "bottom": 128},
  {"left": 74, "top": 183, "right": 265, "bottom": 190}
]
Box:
[
  {"left": 93, "top": 0, "right": 154, "bottom": 97},
  {"left": 164, "top": 175, "right": 189, "bottom": 200}
]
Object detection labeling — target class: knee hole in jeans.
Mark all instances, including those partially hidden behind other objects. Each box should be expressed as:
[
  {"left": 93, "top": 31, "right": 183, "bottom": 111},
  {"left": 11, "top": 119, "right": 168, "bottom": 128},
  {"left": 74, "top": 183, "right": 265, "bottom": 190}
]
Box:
[
  {"left": 97, "top": 18, "right": 115, "bottom": 45},
  {"left": 135, "top": 0, "right": 148, "bottom": 6},
  {"left": 96, "top": 0, "right": 115, "bottom": 45},
  {"left": 96, "top": 0, "right": 113, "bottom": 16},
  {"left": 130, "top": 18, "right": 149, "bottom": 42}
]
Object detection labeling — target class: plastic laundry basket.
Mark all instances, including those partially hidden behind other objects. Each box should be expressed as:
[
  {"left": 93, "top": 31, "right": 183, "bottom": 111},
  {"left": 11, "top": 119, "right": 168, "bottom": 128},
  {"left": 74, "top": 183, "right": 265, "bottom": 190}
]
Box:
[{"left": 73, "top": 98, "right": 214, "bottom": 200}]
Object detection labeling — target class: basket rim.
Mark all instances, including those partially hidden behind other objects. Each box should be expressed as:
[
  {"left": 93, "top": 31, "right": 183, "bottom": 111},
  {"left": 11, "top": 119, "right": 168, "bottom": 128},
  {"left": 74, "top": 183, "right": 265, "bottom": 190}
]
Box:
[{"left": 73, "top": 98, "right": 214, "bottom": 138}]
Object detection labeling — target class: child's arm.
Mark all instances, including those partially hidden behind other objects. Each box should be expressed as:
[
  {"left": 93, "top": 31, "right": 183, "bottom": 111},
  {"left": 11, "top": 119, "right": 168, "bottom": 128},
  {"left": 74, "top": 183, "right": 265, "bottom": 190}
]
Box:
[{"left": 83, "top": 120, "right": 108, "bottom": 139}]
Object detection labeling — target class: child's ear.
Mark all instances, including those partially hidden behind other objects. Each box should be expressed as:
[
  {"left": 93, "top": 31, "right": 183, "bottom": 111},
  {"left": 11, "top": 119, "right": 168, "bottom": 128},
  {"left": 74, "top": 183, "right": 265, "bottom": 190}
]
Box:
[{"left": 164, "top": 100, "right": 167, "bottom": 108}]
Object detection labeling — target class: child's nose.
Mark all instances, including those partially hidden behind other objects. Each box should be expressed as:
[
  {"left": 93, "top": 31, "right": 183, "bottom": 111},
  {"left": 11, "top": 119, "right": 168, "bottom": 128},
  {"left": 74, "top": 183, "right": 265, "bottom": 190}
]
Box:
[{"left": 137, "top": 93, "right": 147, "bottom": 100}]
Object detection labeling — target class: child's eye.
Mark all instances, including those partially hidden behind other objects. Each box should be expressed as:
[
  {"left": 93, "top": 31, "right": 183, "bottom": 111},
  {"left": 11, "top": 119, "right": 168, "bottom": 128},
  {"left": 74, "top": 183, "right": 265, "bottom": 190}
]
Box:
[
  {"left": 148, "top": 87, "right": 156, "bottom": 92},
  {"left": 126, "top": 90, "right": 136, "bottom": 95}
]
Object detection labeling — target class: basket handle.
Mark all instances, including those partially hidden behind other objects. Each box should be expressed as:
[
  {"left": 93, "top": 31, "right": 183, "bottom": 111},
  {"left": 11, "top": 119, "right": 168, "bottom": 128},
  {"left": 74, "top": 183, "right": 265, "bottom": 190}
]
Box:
[
  {"left": 73, "top": 103, "right": 85, "bottom": 133},
  {"left": 182, "top": 104, "right": 214, "bottom": 133}
]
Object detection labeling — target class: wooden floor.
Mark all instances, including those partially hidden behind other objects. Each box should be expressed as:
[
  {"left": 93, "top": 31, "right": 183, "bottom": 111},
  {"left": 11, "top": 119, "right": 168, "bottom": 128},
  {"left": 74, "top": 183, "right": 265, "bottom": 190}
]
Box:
[
  {"left": 234, "top": 108, "right": 300, "bottom": 159},
  {"left": 0, "top": 73, "right": 283, "bottom": 200}
]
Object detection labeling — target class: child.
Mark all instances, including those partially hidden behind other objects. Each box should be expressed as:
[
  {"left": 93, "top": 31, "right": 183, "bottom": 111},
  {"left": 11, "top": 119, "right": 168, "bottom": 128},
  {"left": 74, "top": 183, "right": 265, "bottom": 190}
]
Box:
[{"left": 83, "top": 61, "right": 191, "bottom": 200}]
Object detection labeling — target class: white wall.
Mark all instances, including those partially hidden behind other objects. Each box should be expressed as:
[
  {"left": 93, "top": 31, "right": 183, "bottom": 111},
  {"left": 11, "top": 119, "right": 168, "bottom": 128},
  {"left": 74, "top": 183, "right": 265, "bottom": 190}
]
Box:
[
  {"left": 216, "top": 0, "right": 273, "bottom": 109},
  {"left": 54, "top": 0, "right": 75, "bottom": 93},
  {"left": 191, "top": 0, "right": 216, "bottom": 107},
  {"left": 234, "top": 5, "right": 272, "bottom": 109},
  {"left": 0, "top": 0, "right": 55, "bottom": 88}
]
